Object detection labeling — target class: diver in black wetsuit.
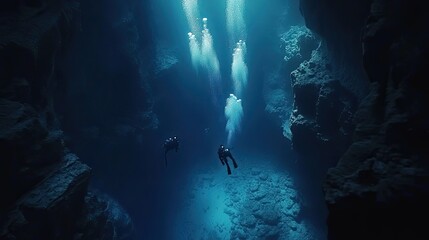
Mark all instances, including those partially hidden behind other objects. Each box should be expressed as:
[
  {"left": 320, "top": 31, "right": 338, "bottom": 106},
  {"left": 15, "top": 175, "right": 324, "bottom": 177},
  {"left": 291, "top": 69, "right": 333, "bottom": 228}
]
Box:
[
  {"left": 218, "top": 145, "right": 238, "bottom": 175},
  {"left": 164, "top": 136, "right": 179, "bottom": 167}
]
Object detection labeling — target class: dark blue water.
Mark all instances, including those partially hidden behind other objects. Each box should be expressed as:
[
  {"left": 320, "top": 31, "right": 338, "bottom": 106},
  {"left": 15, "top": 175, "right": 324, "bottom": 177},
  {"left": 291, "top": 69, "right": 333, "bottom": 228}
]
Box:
[{"left": 69, "top": 0, "right": 326, "bottom": 239}]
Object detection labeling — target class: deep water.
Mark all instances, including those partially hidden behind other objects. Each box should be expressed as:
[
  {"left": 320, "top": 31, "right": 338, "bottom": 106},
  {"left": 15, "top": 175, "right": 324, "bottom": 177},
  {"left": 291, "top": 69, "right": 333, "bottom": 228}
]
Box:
[
  {"left": 66, "top": 0, "right": 325, "bottom": 239},
  {"left": 2, "top": 0, "right": 428, "bottom": 239}
]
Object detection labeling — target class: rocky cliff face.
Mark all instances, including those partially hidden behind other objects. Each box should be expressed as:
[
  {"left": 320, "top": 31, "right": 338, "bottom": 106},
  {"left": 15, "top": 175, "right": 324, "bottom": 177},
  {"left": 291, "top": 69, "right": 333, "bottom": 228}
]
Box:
[
  {"left": 55, "top": 0, "right": 157, "bottom": 196},
  {"left": 1, "top": 154, "right": 90, "bottom": 239},
  {"left": 299, "top": 0, "right": 372, "bottom": 98},
  {"left": 0, "top": 1, "right": 135, "bottom": 239},
  {"left": 282, "top": 0, "right": 370, "bottom": 170},
  {"left": 264, "top": 25, "right": 319, "bottom": 139},
  {"left": 58, "top": 0, "right": 156, "bottom": 134},
  {"left": 301, "top": 0, "right": 429, "bottom": 239},
  {"left": 324, "top": 0, "right": 429, "bottom": 239},
  {"left": 290, "top": 46, "right": 357, "bottom": 168},
  {"left": 268, "top": 2, "right": 370, "bottom": 233},
  {"left": 0, "top": 0, "right": 81, "bottom": 214}
]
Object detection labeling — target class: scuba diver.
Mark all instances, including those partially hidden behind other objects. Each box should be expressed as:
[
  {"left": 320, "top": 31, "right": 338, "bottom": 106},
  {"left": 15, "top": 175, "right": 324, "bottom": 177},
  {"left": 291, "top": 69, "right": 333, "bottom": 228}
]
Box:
[
  {"left": 164, "top": 136, "right": 179, "bottom": 167},
  {"left": 218, "top": 145, "right": 238, "bottom": 175}
]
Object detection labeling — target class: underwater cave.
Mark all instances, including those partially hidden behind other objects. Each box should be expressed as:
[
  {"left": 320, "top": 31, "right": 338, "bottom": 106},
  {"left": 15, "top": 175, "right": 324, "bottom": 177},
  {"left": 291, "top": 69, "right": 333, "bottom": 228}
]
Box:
[{"left": 1, "top": 0, "right": 428, "bottom": 239}]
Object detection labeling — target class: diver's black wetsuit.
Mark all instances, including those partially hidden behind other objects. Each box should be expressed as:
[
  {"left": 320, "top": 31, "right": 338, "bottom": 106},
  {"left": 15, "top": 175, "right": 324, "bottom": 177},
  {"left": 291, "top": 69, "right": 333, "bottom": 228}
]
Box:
[
  {"left": 164, "top": 136, "right": 179, "bottom": 167},
  {"left": 218, "top": 145, "right": 238, "bottom": 175}
]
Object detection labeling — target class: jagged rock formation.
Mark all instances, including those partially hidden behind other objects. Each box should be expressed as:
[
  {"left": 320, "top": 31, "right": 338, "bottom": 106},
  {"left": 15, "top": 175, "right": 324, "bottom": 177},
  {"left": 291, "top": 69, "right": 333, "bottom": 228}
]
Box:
[
  {"left": 270, "top": 24, "right": 357, "bottom": 169},
  {"left": 1, "top": 1, "right": 135, "bottom": 239},
  {"left": 0, "top": 0, "right": 81, "bottom": 214},
  {"left": 294, "top": 0, "right": 429, "bottom": 238},
  {"left": 264, "top": 25, "right": 319, "bottom": 139},
  {"left": 299, "top": 0, "right": 372, "bottom": 98},
  {"left": 324, "top": 0, "right": 429, "bottom": 239},
  {"left": 286, "top": 44, "right": 358, "bottom": 229},
  {"left": 227, "top": 168, "right": 316, "bottom": 240},
  {"left": 290, "top": 47, "right": 357, "bottom": 166},
  {"left": 74, "top": 192, "right": 134, "bottom": 240},
  {"left": 268, "top": 6, "right": 366, "bottom": 237},
  {"left": 281, "top": 26, "right": 318, "bottom": 64},
  {"left": 282, "top": 1, "right": 370, "bottom": 171},
  {"left": 286, "top": 0, "right": 370, "bottom": 175},
  {"left": 1, "top": 154, "right": 90, "bottom": 239}
]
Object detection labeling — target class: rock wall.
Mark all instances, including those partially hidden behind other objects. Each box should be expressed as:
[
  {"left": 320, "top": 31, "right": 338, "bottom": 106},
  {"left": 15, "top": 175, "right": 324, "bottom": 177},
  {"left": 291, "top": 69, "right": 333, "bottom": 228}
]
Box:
[
  {"left": 299, "top": 0, "right": 372, "bottom": 98},
  {"left": 57, "top": 0, "right": 156, "bottom": 134},
  {"left": 74, "top": 191, "right": 134, "bottom": 240},
  {"left": 264, "top": 25, "right": 319, "bottom": 139},
  {"left": 271, "top": 2, "right": 368, "bottom": 232},
  {"left": 0, "top": 1, "right": 135, "bottom": 239},
  {"left": 1, "top": 154, "right": 91, "bottom": 239},
  {"left": 295, "top": 0, "right": 429, "bottom": 238},
  {"left": 283, "top": 0, "right": 369, "bottom": 168},
  {"left": 0, "top": 0, "right": 81, "bottom": 214},
  {"left": 286, "top": 44, "right": 358, "bottom": 232},
  {"left": 55, "top": 0, "right": 157, "bottom": 193},
  {"left": 290, "top": 46, "right": 357, "bottom": 168},
  {"left": 324, "top": 0, "right": 429, "bottom": 239}
]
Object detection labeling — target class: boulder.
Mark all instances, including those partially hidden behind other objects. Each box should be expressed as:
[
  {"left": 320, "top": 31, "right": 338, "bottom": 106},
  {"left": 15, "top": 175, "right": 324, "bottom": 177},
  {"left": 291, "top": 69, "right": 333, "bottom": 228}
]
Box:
[
  {"left": 1, "top": 154, "right": 91, "bottom": 240},
  {"left": 74, "top": 192, "right": 135, "bottom": 240}
]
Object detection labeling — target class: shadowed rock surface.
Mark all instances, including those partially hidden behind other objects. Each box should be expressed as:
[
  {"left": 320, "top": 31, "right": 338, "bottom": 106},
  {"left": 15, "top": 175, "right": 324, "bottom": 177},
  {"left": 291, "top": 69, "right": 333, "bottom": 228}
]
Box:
[
  {"left": 0, "top": 1, "right": 135, "bottom": 239},
  {"left": 290, "top": 47, "right": 357, "bottom": 167},
  {"left": 1, "top": 154, "right": 90, "bottom": 240},
  {"left": 299, "top": 0, "right": 372, "bottom": 98},
  {"left": 2, "top": 0, "right": 428, "bottom": 239},
  {"left": 55, "top": 0, "right": 157, "bottom": 214},
  {"left": 0, "top": 0, "right": 81, "bottom": 213},
  {"left": 323, "top": 0, "right": 429, "bottom": 239},
  {"left": 264, "top": 25, "right": 319, "bottom": 139},
  {"left": 296, "top": 0, "right": 429, "bottom": 238},
  {"left": 74, "top": 192, "right": 135, "bottom": 240}
]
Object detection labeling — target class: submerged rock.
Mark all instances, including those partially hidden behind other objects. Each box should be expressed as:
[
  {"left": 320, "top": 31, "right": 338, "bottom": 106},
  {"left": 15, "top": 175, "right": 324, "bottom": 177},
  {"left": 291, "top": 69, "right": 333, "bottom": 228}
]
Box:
[
  {"left": 264, "top": 25, "right": 320, "bottom": 140},
  {"left": 259, "top": 173, "right": 269, "bottom": 181},
  {"left": 261, "top": 209, "right": 281, "bottom": 226},
  {"left": 316, "top": 0, "right": 429, "bottom": 239},
  {"left": 251, "top": 168, "right": 262, "bottom": 176},
  {"left": 0, "top": 154, "right": 91, "bottom": 240},
  {"left": 249, "top": 180, "right": 260, "bottom": 192},
  {"left": 179, "top": 166, "right": 320, "bottom": 240},
  {"left": 155, "top": 43, "right": 178, "bottom": 75},
  {"left": 280, "top": 26, "right": 319, "bottom": 63},
  {"left": 299, "top": 0, "right": 371, "bottom": 98},
  {"left": 74, "top": 192, "right": 135, "bottom": 240},
  {"left": 240, "top": 213, "right": 257, "bottom": 228},
  {"left": 290, "top": 46, "right": 357, "bottom": 166}
]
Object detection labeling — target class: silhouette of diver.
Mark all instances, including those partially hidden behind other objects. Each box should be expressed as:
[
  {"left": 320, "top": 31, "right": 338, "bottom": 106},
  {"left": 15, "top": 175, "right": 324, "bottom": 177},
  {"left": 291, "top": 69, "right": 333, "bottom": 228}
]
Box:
[
  {"left": 218, "top": 145, "right": 238, "bottom": 175},
  {"left": 164, "top": 136, "right": 179, "bottom": 167}
]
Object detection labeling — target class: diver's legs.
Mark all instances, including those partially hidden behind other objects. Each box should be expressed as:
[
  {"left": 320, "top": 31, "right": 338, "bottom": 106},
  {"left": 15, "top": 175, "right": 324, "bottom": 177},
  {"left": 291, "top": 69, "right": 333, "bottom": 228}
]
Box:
[
  {"left": 219, "top": 157, "right": 225, "bottom": 165},
  {"left": 229, "top": 156, "right": 238, "bottom": 168},
  {"left": 225, "top": 159, "right": 232, "bottom": 175}
]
